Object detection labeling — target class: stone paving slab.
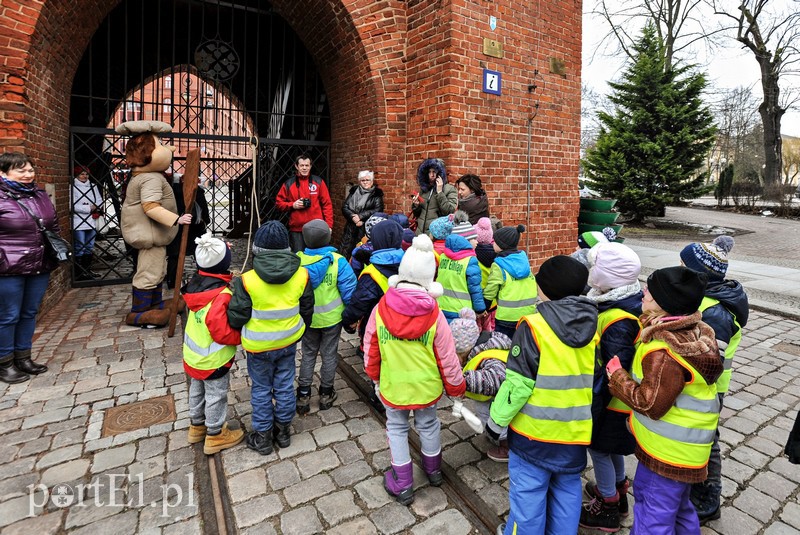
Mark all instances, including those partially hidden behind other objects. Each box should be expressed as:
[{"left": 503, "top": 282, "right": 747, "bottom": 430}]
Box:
[{"left": 1, "top": 278, "right": 799, "bottom": 533}]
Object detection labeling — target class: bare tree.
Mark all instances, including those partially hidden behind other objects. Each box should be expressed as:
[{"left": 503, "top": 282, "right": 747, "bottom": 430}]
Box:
[
  {"left": 714, "top": 0, "right": 800, "bottom": 185},
  {"left": 709, "top": 85, "right": 761, "bottom": 179},
  {"left": 591, "top": 0, "right": 726, "bottom": 70}
]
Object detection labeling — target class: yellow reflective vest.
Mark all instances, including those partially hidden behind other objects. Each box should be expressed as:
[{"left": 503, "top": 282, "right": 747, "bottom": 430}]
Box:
[
  {"left": 437, "top": 255, "right": 472, "bottom": 315},
  {"left": 298, "top": 251, "right": 345, "bottom": 328},
  {"left": 509, "top": 313, "right": 599, "bottom": 445},
  {"left": 183, "top": 288, "right": 237, "bottom": 371},
  {"left": 597, "top": 308, "right": 640, "bottom": 414},
  {"left": 496, "top": 268, "right": 537, "bottom": 322},
  {"left": 629, "top": 339, "right": 720, "bottom": 469},
  {"left": 463, "top": 349, "right": 508, "bottom": 402},
  {"left": 240, "top": 268, "right": 308, "bottom": 352},
  {"left": 699, "top": 297, "right": 742, "bottom": 395},
  {"left": 359, "top": 263, "right": 389, "bottom": 293},
  {"left": 374, "top": 310, "right": 441, "bottom": 407}
]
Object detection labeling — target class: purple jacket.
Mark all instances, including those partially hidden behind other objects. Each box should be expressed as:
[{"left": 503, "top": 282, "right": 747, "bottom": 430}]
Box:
[{"left": 0, "top": 181, "right": 60, "bottom": 275}]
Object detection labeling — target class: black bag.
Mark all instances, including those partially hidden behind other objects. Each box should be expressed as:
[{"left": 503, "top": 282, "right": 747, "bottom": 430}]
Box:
[{"left": 11, "top": 195, "right": 73, "bottom": 263}]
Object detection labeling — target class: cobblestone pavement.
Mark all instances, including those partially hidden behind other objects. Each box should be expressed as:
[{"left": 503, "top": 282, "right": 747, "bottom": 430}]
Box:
[{"left": 1, "top": 268, "right": 799, "bottom": 533}]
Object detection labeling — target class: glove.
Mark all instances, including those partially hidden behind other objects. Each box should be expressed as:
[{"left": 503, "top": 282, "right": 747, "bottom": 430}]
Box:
[
  {"left": 343, "top": 323, "right": 357, "bottom": 335},
  {"left": 606, "top": 356, "right": 622, "bottom": 378},
  {"left": 484, "top": 420, "right": 501, "bottom": 446}
]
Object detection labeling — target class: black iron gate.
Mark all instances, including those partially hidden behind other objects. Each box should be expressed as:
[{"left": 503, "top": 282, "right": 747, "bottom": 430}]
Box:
[{"left": 69, "top": 0, "right": 331, "bottom": 286}]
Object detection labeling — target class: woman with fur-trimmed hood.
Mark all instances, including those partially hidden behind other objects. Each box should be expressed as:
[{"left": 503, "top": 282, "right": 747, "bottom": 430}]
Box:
[{"left": 410, "top": 158, "right": 457, "bottom": 235}]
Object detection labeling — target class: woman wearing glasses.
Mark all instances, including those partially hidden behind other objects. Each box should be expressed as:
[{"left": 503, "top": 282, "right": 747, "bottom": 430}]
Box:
[{"left": 340, "top": 170, "right": 384, "bottom": 258}]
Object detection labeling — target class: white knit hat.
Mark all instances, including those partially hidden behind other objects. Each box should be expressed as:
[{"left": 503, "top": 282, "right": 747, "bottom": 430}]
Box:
[
  {"left": 389, "top": 234, "right": 443, "bottom": 298},
  {"left": 588, "top": 242, "right": 641, "bottom": 292},
  {"left": 194, "top": 233, "right": 230, "bottom": 272}
]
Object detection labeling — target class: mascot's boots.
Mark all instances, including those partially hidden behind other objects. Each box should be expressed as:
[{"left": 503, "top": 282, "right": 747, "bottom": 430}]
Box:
[
  {"left": 126, "top": 285, "right": 172, "bottom": 327},
  {"left": 384, "top": 462, "right": 414, "bottom": 506},
  {"left": 421, "top": 451, "right": 443, "bottom": 487}
]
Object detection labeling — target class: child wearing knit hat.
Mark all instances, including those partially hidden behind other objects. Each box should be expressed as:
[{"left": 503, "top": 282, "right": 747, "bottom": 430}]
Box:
[
  {"left": 490, "top": 254, "right": 600, "bottom": 535},
  {"left": 436, "top": 227, "right": 486, "bottom": 322},
  {"left": 227, "top": 220, "right": 315, "bottom": 455},
  {"left": 482, "top": 225, "right": 537, "bottom": 339},
  {"left": 450, "top": 308, "right": 514, "bottom": 462},
  {"left": 679, "top": 235, "right": 749, "bottom": 523},
  {"left": 473, "top": 217, "right": 498, "bottom": 329},
  {"left": 607, "top": 266, "right": 721, "bottom": 535},
  {"left": 295, "top": 220, "right": 358, "bottom": 416},
  {"left": 579, "top": 243, "right": 643, "bottom": 532},
  {"left": 349, "top": 212, "right": 388, "bottom": 276},
  {"left": 362, "top": 234, "right": 465, "bottom": 505},
  {"left": 183, "top": 234, "right": 243, "bottom": 454},
  {"left": 428, "top": 215, "right": 454, "bottom": 257}
]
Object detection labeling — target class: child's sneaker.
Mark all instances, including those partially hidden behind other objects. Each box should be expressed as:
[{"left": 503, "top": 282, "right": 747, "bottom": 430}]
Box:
[
  {"left": 585, "top": 477, "right": 629, "bottom": 517},
  {"left": 187, "top": 423, "right": 207, "bottom": 444},
  {"left": 296, "top": 387, "right": 311, "bottom": 416},
  {"left": 579, "top": 492, "right": 621, "bottom": 533},
  {"left": 204, "top": 423, "right": 244, "bottom": 455},
  {"left": 487, "top": 440, "right": 509, "bottom": 462},
  {"left": 245, "top": 430, "right": 274, "bottom": 455},
  {"left": 319, "top": 386, "right": 338, "bottom": 410}
]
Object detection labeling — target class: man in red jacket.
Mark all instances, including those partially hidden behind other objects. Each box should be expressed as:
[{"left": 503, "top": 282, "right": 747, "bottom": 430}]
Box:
[{"left": 275, "top": 154, "right": 334, "bottom": 252}]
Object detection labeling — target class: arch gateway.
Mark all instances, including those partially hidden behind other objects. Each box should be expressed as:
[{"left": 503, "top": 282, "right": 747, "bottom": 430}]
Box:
[{"left": 0, "top": 0, "right": 581, "bottom": 310}]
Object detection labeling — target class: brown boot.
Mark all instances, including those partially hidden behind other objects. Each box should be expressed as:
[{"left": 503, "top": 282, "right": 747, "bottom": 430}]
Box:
[
  {"left": 187, "top": 424, "right": 207, "bottom": 444},
  {"left": 204, "top": 423, "right": 244, "bottom": 455},
  {"left": 125, "top": 308, "right": 171, "bottom": 327}
]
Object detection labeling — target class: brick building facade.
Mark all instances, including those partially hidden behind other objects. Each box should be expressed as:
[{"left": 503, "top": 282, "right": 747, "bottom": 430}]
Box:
[{"left": 0, "top": 0, "right": 582, "bottom": 310}]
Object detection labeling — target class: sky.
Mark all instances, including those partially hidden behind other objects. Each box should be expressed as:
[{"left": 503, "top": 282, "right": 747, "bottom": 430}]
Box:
[{"left": 581, "top": 1, "right": 800, "bottom": 137}]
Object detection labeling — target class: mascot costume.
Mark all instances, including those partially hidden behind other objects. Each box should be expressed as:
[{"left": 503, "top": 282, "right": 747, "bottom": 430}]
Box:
[{"left": 117, "top": 121, "right": 191, "bottom": 326}]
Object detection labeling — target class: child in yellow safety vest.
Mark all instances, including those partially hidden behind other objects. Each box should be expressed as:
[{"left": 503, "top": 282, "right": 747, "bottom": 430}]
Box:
[
  {"left": 296, "top": 220, "right": 357, "bottom": 415},
  {"left": 482, "top": 224, "right": 538, "bottom": 340},
  {"left": 227, "top": 221, "right": 314, "bottom": 456},
  {"left": 363, "top": 234, "right": 465, "bottom": 506},
  {"left": 488, "top": 255, "right": 600, "bottom": 535},
  {"left": 435, "top": 218, "right": 486, "bottom": 322},
  {"left": 579, "top": 242, "right": 643, "bottom": 533},
  {"left": 679, "top": 236, "right": 748, "bottom": 523},
  {"left": 449, "top": 308, "right": 512, "bottom": 462},
  {"left": 182, "top": 234, "right": 243, "bottom": 455},
  {"left": 607, "top": 266, "right": 721, "bottom": 535}
]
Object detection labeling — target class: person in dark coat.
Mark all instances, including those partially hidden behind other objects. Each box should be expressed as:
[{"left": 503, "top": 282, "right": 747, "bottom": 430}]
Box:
[
  {"left": 0, "top": 153, "right": 57, "bottom": 383},
  {"left": 410, "top": 158, "right": 457, "bottom": 235},
  {"left": 165, "top": 171, "right": 211, "bottom": 289},
  {"left": 340, "top": 170, "right": 384, "bottom": 258},
  {"left": 455, "top": 173, "right": 490, "bottom": 224}
]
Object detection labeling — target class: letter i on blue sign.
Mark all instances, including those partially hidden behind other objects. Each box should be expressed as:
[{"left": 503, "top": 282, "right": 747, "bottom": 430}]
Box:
[{"left": 483, "top": 69, "right": 501, "bottom": 95}]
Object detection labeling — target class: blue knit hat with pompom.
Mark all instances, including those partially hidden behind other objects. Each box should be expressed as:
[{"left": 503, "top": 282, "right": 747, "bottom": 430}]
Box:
[{"left": 679, "top": 235, "right": 734, "bottom": 281}]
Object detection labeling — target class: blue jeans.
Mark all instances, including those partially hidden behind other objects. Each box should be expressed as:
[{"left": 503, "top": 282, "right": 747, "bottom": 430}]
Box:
[
  {"left": 73, "top": 228, "right": 96, "bottom": 256},
  {"left": 0, "top": 273, "right": 50, "bottom": 355},
  {"left": 247, "top": 344, "right": 297, "bottom": 432},
  {"left": 504, "top": 450, "right": 582, "bottom": 535},
  {"left": 632, "top": 463, "right": 700, "bottom": 535},
  {"left": 588, "top": 448, "right": 626, "bottom": 497}
]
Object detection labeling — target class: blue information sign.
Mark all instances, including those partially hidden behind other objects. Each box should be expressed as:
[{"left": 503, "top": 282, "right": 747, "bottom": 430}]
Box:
[{"left": 483, "top": 69, "right": 501, "bottom": 95}]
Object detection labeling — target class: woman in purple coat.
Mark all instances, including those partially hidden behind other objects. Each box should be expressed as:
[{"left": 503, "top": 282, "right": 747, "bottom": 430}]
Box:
[{"left": 0, "top": 153, "right": 57, "bottom": 383}]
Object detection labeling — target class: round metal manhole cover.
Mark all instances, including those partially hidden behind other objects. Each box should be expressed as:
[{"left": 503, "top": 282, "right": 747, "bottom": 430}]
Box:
[{"left": 102, "top": 395, "right": 176, "bottom": 437}]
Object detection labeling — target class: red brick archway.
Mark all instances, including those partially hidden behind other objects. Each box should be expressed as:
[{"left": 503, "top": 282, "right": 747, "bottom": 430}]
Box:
[{"left": 1, "top": 0, "right": 583, "bottom": 309}]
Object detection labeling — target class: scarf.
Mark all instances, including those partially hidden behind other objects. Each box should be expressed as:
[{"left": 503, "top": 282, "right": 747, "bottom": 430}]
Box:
[
  {"left": 1, "top": 175, "right": 37, "bottom": 194},
  {"left": 586, "top": 281, "right": 641, "bottom": 304},
  {"left": 351, "top": 185, "right": 374, "bottom": 213}
]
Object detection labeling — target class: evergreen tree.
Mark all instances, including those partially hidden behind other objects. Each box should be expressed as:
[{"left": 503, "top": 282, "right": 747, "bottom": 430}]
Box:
[{"left": 583, "top": 24, "right": 716, "bottom": 222}]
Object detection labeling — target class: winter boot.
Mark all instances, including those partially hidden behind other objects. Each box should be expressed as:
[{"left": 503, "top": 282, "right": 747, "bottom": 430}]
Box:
[
  {"left": 187, "top": 423, "right": 207, "bottom": 444},
  {"left": 319, "top": 385, "right": 338, "bottom": 411},
  {"left": 204, "top": 423, "right": 245, "bottom": 455},
  {"left": 150, "top": 282, "right": 165, "bottom": 310},
  {"left": 131, "top": 286, "right": 153, "bottom": 313},
  {"left": 384, "top": 462, "right": 414, "bottom": 505},
  {"left": 586, "top": 477, "right": 629, "bottom": 517},
  {"left": 273, "top": 421, "right": 292, "bottom": 448},
  {"left": 487, "top": 439, "right": 509, "bottom": 462},
  {"left": 421, "top": 451, "right": 443, "bottom": 487},
  {"left": 579, "top": 491, "right": 621, "bottom": 533},
  {"left": 296, "top": 386, "right": 311, "bottom": 416},
  {"left": 245, "top": 430, "right": 274, "bottom": 455},
  {"left": 691, "top": 482, "right": 721, "bottom": 523},
  {"left": 13, "top": 349, "right": 47, "bottom": 375},
  {"left": 0, "top": 354, "right": 29, "bottom": 384}
]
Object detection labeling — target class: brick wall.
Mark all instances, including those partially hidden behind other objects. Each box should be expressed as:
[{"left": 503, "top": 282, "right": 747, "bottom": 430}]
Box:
[{"left": 0, "top": 0, "right": 580, "bottom": 310}]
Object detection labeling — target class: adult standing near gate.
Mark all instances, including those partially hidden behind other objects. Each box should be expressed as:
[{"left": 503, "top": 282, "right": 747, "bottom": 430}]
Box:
[
  {"left": 410, "top": 158, "right": 457, "bottom": 235},
  {"left": 275, "top": 154, "right": 334, "bottom": 252},
  {"left": 340, "top": 170, "right": 384, "bottom": 258},
  {"left": 71, "top": 166, "right": 102, "bottom": 280},
  {"left": 0, "top": 152, "right": 56, "bottom": 383}
]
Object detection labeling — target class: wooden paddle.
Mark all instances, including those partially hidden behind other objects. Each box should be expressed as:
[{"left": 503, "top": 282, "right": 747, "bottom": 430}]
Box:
[{"left": 168, "top": 148, "right": 200, "bottom": 337}]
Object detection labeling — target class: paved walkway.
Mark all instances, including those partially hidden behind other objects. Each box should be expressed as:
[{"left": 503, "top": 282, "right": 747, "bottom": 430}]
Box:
[{"left": 1, "top": 208, "right": 800, "bottom": 534}]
